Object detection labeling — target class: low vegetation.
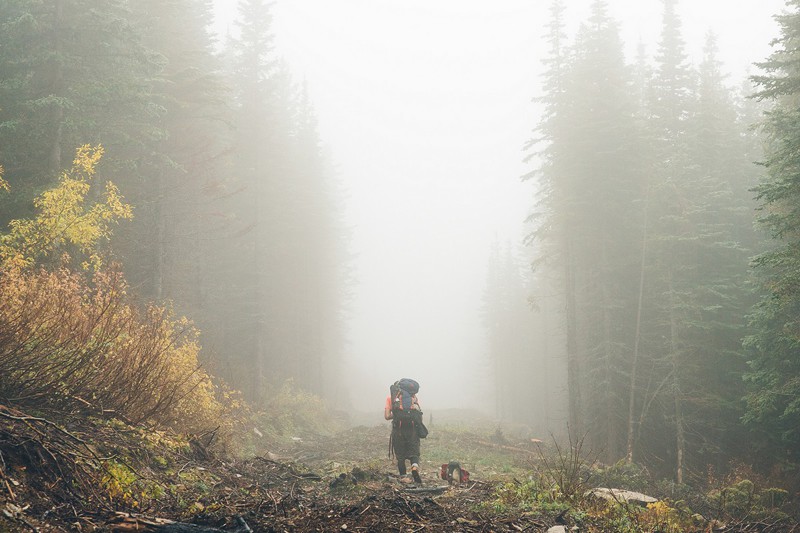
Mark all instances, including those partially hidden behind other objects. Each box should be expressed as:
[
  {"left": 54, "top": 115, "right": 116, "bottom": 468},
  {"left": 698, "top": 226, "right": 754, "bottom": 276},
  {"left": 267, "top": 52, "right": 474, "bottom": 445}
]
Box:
[
  {"left": 0, "top": 146, "right": 225, "bottom": 436},
  {"left": 482, "top": 432, "right": 797, "bottom": 532}
]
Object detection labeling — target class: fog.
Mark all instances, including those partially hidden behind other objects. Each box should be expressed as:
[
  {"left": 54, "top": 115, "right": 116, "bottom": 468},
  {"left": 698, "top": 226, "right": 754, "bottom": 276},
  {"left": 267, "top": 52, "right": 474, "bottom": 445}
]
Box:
[{"left": 212, "top": 0, "right": 783, "bottom": 414}]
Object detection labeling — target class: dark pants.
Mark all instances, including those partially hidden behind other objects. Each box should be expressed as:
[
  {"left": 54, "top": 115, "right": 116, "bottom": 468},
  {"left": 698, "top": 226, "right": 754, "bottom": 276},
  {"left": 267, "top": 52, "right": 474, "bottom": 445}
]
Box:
[{"left": 392, "top": 419, "right": 420, "bottom": 475}]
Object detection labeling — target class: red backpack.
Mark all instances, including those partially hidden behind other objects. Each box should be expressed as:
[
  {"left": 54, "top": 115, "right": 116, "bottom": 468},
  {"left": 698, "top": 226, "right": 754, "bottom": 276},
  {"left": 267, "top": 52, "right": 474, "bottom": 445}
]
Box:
[{"left": 440, "top": 461, "right": 470, "bottom": 484}]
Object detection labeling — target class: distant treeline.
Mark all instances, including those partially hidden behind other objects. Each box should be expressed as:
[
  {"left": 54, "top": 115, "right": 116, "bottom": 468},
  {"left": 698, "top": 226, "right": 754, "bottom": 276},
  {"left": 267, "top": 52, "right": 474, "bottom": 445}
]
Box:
[
  {"left": 482, "top": 0, "right": 800, "bottom": 487},
  {"left": 0, "top": 0, "right": 348, "bottom": 406}
]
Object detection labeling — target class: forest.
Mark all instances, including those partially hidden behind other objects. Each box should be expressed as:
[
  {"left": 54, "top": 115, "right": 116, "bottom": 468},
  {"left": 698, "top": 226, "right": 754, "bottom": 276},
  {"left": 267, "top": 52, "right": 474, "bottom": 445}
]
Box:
[{"left": 1, "top": 0, "right": 800, "bottom": 531}]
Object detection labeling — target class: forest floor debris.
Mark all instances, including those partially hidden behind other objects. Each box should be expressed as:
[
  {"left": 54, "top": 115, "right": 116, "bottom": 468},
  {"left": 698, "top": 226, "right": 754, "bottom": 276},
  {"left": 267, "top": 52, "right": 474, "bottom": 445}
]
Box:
[{"left": 0, "top": 407, "right": 797, "bottom": 532}]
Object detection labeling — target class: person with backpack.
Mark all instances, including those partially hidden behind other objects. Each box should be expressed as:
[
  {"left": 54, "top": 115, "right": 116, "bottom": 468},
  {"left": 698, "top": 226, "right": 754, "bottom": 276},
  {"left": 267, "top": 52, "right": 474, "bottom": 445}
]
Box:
[{"left": 384, "top": 378, "right": 426, "bottom": 483}]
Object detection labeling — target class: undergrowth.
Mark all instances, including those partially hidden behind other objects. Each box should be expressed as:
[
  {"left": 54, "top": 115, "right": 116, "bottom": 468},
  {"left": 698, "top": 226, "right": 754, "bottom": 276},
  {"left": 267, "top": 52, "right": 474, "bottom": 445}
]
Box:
[{"left": 475, "top": 431, "right": 798, "bottom": 532}]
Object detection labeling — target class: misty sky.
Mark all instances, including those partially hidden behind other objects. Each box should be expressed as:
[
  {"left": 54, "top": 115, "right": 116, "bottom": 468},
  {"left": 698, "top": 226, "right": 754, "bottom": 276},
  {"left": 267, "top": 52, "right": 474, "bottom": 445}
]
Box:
[{"left": 212, "top": 0, "right": 784, "bottom": 412}]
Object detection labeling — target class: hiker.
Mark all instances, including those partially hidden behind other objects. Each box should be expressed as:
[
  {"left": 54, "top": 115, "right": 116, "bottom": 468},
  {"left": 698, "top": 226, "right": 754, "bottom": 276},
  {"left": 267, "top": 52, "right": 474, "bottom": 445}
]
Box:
[{"left": 385, "top": 378, "right": 424, "bottom": 483}]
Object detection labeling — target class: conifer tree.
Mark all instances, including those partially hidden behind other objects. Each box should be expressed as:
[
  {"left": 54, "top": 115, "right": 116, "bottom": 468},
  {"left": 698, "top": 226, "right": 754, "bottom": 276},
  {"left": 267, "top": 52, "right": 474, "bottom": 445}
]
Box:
[
  {"left": 221, "top": 0, "right": 286, "bottom": 403},
  {"left": 674, "top": 32, "right": 759, "bottom": 472},
  {"left": 635, "top": 3, "right": 760, "bottom": 481},
  {"left": 641, "top": 0, "right": 697, "bottom": 483},
  {"left": 223, "top": 0, "right": 347, "bottom": 403},
  {"left": 525, "top": 0, "right": 583, "bottom": 434},
  {"left": 121, "top": 0, "right": 227, "bottom": 309},
  {"left": 529, "top": 0, "right": 644, "bottom": 460},
  {"left": 282, "top": 88, "right": 348, "bottom": 399},
  {"left": 745, "top": 0, "right": 800, "bottom": 463},
  {"left": 483, "top": 241, "right": 549, "bottom": 426},
  {"left": 0, "top": 0, "right": 159, "bottom": 226}
]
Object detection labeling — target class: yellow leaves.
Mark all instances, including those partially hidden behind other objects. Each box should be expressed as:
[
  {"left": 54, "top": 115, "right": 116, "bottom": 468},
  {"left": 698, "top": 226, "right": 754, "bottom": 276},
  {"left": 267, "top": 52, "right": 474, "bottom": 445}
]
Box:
[
  {"left": 0, "top": 164, "right": 8, "bottom": 192},
  {"left": 73, "top": 143, "right": 104, "bottom": 176},
  {"left": 640, "top": 500, "right": 695, "bottom": 532},
  {"left": 646, "top": 500, "right": 673, "bottom": 518},
  {"left": 0, "top": 265, "right": 226, "bottom": 435},
  {"left": 0, "top": 144, "right": 132, "bottom": 270},
  {"left": 102, "top": 460, "right": 137, "bottom": 503}
]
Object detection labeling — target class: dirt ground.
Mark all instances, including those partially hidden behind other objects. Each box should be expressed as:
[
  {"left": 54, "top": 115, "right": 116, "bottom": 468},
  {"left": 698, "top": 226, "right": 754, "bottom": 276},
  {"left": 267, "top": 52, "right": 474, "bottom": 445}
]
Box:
[
  {"left": 265, "top": 427, "right": 544, "bottom": 530},
  {"left": 175, "top": 425, "right": 550, "bottom": 532},
  {"left": 0, "top": 409, "right": 552, "bottom": 533},
  {"left": 5, "top": 409, "right": 797, "bottom": 532}
]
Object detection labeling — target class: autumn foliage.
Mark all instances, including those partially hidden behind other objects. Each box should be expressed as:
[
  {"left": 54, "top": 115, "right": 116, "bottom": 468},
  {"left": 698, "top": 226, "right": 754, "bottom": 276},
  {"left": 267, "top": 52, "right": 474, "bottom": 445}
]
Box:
[
  {"left": 0, "top": 145, "right": 132, "bottom": 270},
  {"left": 0, "top": 146, "right": 224, "bottom": 433}
]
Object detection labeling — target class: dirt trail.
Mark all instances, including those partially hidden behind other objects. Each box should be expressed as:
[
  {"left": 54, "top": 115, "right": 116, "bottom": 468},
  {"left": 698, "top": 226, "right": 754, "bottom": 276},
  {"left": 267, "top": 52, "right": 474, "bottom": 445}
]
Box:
[
  {"left": 0, "top": 410, "right": 550, "bottom": 532},
  {"left": 198, "top": 424, "right": 546, "bottom": 532}
]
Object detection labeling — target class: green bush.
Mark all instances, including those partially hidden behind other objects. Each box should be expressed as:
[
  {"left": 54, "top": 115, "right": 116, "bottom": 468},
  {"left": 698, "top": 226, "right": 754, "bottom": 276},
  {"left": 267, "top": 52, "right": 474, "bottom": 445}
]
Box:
[
  {"left": 708, "top": 479, "right": 790, "bottom": 521},
  {"left": 591, "top": 460, "right": 651, "bottom": 492}
]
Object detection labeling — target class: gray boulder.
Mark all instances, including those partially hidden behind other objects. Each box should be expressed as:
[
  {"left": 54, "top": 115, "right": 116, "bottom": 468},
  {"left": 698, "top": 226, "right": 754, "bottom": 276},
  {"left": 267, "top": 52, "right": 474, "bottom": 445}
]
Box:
[{"left": 585, "top": 487, "right": 657, "bottom": 506}]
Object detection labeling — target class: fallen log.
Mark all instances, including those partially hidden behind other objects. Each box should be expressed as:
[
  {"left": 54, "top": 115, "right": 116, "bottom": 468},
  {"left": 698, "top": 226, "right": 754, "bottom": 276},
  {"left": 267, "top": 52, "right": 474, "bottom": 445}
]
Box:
[
  {"left": 402, "top": 486, "right": 449, "bottom": 495},
  {"left": 106, "top": 513, "right": 251, "bottom": 533},
  {"left": 476, "top": 440, "right": 536, "bottom": 455}
]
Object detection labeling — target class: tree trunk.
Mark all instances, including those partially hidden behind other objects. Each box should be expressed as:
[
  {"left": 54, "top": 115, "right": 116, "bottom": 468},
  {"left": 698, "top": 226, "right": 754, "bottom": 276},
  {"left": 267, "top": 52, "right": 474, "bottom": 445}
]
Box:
[
  {"left": 564, "top": 238, "right": 582, "bottom": 433},
  {"left": 674, "top": 379, "right": 685, "bottom": 484},
  {"left": 155, "top": 170, "right": 165, "bottom": 300},
  {"left": 668, "top": 271, "right": 684, "bottom": 484},
  {"left": 626, "top": 189, "right": 649, "bottom": 463},
  {"left": 48, "top": 0, "right": 65, "bottom": 174},
  {"left": 600, "top": 244, "right": 617, "bottom": 461}
]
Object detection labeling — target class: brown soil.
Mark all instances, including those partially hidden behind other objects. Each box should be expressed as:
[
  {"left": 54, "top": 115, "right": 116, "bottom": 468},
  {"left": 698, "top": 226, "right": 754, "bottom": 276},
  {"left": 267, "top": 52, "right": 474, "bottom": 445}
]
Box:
[
  {"left": 0, "top": 408, "right": 550, "bottom": 533},
  {"left": 2, "top": 407, "right": 799, "bottom": 532}
]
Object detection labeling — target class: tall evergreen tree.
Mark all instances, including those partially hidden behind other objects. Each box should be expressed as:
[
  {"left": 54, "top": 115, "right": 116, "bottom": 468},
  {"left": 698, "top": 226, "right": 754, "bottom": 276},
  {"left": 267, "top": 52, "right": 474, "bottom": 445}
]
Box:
[
  {"left": 528, "top": 0, "right": 644, "bottom": 460},
  {"left": 483, "top": 240, "right": 536, "bottom": 422},
  {"left": 633, "top": 4, "right": 761, "bottom": 482},
  {"left": 525, "top": 0, "right": 583, "bottom": 434},
  {"left": 221, "top": 0, "right": 347, "bottom": 404},
  {"left": 674, "top": 32, "right": 759, "bottom": 473},
  {"left": 574, "top": 0, "right": 647, "bottom": 461},
  {"left": 0, "top": 0, "right": 160, "bottom": 226},
  {"left": 121, "top": 0, "right": 228, "bottom": 313},
  {"left": 745, "top": 0, "right": 800, "bottom": 464},
  {"left": 278, "top": 88, "right": 348, "bottom": 398},
  {"left": 221, "top": 0, "right": 285, "bottom": 403},
  {"left": 640, "top": 0, "right": 698, "bottom": 483}
]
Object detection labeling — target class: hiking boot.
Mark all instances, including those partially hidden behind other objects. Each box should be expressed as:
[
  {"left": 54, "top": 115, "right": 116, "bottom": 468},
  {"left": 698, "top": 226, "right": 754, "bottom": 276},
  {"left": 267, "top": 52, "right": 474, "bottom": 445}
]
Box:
[{"left": 411, "top": 465, "right": 422, "bottom": 484}]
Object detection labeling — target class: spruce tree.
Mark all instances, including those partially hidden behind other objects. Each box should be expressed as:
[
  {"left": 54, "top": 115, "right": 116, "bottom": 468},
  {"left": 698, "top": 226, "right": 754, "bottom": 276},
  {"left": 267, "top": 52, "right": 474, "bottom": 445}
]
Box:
[
  {"left": 745, "top": 0, "right": 800, "bottom": 463},
  {"left": 675, "top": 32, "right": 759, "bottom": 473},
  {"left": 636, "top": 2, "right": 760, "bottom": 481},
  {"left": 0, "top": 0, "right": 160, "bottom": 226},
  {"left": 224, "top": 0, "right": 348, "bottom": 403},
  {"left": 279, "top": 88, "right": 348, "bottom": 399},
  {"left": 525, "top": 0, "right": 584, "bottom": 434},
  {"left": 640, "top": 0, "right": 698, "bottom": 483},
  {"left": 121, "top": 0, "right": 229, "bottom": 342}
]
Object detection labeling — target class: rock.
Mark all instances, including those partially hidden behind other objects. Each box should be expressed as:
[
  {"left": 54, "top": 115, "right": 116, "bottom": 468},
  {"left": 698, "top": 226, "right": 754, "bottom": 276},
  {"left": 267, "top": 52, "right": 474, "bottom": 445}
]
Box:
[
  {"left": 546, "top": 526, "right": 568, "bottom": 533},
  {"left": 351, "top": 466, "right": 368, "bottom": 482},
  {"left": 329, "top": 473, "right": 350, "bottom": 489},
  {"left": 585, "top": 487, "right": 657, "bottom": 506}
]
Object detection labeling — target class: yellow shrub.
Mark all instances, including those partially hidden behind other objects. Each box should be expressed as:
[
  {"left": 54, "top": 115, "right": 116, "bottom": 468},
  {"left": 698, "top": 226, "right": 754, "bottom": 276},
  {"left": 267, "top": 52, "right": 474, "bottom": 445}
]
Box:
[
  {"left": 0, "top": 146, "right": 228, "bottom": 436},
  {"left": 0, "top": 144, "right": 132, "bottom": 271},
  {"left": 639, "top": 500, "right": 694, "bottom": 532}
]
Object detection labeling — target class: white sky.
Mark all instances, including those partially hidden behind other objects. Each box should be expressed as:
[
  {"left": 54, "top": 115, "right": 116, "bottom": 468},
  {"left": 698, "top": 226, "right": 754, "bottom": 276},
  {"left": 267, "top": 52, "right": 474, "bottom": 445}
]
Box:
[{"left": 211, "top": 0, "right": 785, "bottom": 413}]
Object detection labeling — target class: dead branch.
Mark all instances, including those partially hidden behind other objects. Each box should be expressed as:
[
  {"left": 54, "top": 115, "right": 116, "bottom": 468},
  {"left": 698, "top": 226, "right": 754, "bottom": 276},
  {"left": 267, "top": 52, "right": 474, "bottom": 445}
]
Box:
[
  {"left": 0, "top": 404, "right": 110, "bottom": 509},
  {"left": 402, "top": 486, "right": 448, "bottom": 495},
  {"left": 476, "top": 440, "right": 536, "bottom": 454},
  {"left": 106, "top": 513, "right": 251, "bottom": 533}
]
